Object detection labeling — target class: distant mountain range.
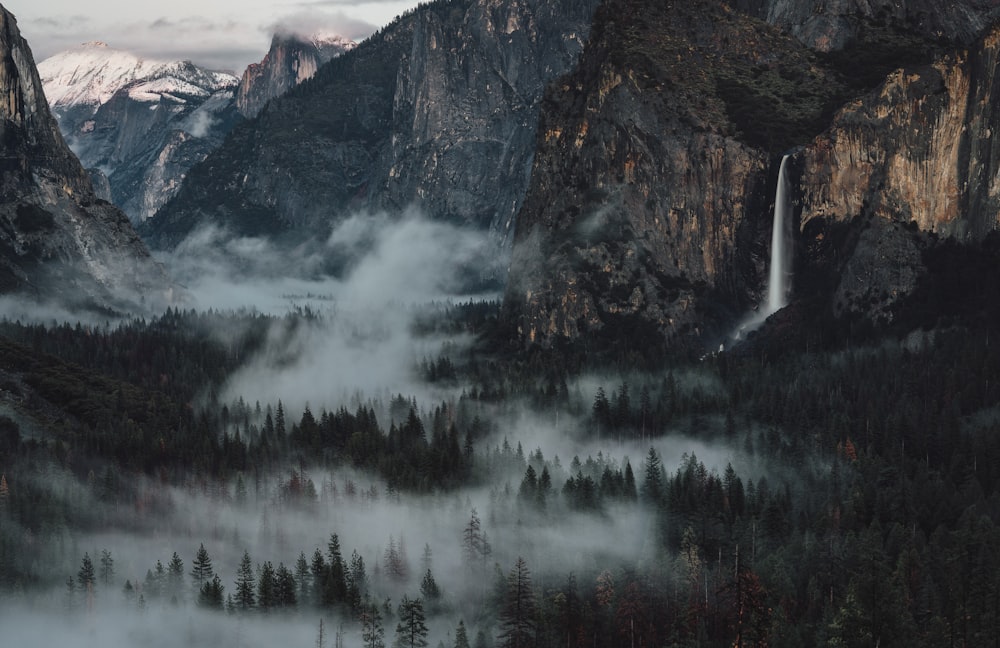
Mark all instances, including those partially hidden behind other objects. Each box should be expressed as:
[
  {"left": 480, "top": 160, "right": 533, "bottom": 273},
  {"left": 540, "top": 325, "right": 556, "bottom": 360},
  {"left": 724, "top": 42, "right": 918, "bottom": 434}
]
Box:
[{"left": 37, "top": 34, "right": 355, "bottom": 225}]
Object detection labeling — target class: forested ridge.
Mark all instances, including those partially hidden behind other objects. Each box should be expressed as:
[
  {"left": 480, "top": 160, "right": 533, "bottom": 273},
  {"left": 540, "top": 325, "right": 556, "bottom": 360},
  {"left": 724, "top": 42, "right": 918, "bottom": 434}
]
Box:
[{"left": 1, "top": 306, "right": 1000, "bottom": 647}]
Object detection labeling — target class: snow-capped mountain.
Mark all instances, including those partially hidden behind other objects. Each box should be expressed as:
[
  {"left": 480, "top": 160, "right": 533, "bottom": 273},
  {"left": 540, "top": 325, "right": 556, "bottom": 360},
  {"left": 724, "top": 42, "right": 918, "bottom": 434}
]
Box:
[
  {"left": 38, "top": 36, "right": 355, "bottom": 225},
  {"left": 38, "top": 42, "right": 241, "bottom": 224},
  {"left": 38, "top": 41, "right": 236, "bottom": 112}
]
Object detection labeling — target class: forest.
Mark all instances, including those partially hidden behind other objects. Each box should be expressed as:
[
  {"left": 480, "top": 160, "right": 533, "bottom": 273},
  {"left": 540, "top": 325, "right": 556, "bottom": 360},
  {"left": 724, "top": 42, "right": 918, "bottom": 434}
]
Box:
[{"left": 1, "top": 296, "right": 999, "bottom": 648}]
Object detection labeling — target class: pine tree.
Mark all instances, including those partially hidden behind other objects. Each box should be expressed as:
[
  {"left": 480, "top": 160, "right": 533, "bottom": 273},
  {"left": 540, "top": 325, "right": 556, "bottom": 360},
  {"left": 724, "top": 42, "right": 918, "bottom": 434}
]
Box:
[
  {"left": 296, "top": 552, "right": 312, "bottom": 607},
  {"left": 497, "top": 557, "right": 535, "bottom": 648},
  {"left": 420, "top": 569, "right": 441, "bottom": 604},
  {"left": 191, "top": 543, "right": 214, "bottom": 590},
  {"left": 462, "top": 509, "right": 483, "bottom": 569},
  {"left": 361, "top": 596, "right": 386, "bottom": 648},
  {"left": 453, "top": 620, "right": 470, "bottom": 648},
  {"left": 78, "top": 552, "right": 96, "bottom": 592},
  {"left": 276, "top": 562, "right": 297, "bottom": 608},
  {"left": 641, "top": 447, "right": 663, "bottom": 503},
  {"left": 258, "top": 560, "right": 277, "bottom": 611},
  {"left": 328, "top": 534, "right": 348, "bottom": 605},
  {"left": 235, "top": 550, "right": 256, "bottom": 610},
  {"left": 348, "top": 550, "right": 367, "bottom": 613},
  {"left": 167, "top": 551, "right": 184, "bottom": 603},
  {"left": 199, "top": 574, "right": 225, "bottom": 609},
  {"left": 99, "top": 549, "right": 115, "bottom": 586},
  {"left": 394, "top": 595, "right": 429, "bottom": 648}
]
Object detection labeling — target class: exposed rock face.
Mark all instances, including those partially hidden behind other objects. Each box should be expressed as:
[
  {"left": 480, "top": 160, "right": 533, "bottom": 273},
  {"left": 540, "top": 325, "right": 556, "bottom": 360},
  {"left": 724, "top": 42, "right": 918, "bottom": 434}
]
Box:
[
  {"left": 0, "top": 6, "right": 169, "bottom": 308},
  {"left": 144, "top": 0, "right": 600, "bottom": 257},
  {"left": 504, "top": 0, "right": 1000, "bottom": 349},
  {"left": 236, "top": 33, "right": 354, "bottom": 118},
  {"left": 38, "top": 43, "right": 240, "bottom": 224},
  {"left": 800, "top": 27, "right": 1000, "bottom": 239},
  {"left": 794, "top": 24, "right": 1000, "bottom": 322},
  {"left": 736, "top": 0, "right": 1000, "bottom": 51},
  {"left": 502, "top": 0, "right": 865, "bottom": 349}
]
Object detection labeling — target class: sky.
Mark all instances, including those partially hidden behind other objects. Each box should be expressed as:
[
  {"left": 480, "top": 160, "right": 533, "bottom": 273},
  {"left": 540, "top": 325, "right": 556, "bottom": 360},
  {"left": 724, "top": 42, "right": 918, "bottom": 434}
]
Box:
[{"left": 6, "top": 0, "right": 423, "bottom": 73}]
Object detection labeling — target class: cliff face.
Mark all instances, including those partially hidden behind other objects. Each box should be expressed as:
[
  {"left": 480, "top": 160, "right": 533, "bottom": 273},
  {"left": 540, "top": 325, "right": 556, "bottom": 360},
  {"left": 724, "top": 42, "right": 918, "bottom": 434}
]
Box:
[
  {"left": 795, "top": 24, "right": 1000, "bottom": 322},
  {"left": 144, "top": 0, "right": 599, "bottom": 256},
  {"left": 801, "top": 28, "right": 1000, "bottom": 239},
  {"left": 236, "top": 33, "right": 354, "bottom": 119},
  {"left": 503, "top": 0, "right": 856, "bottom": 349},
  {"left": 504, "top": 0, "right": 1000, "bottom": 350},
  {"left": 0, "top": 6, "right": 169, "bottom": 308}
]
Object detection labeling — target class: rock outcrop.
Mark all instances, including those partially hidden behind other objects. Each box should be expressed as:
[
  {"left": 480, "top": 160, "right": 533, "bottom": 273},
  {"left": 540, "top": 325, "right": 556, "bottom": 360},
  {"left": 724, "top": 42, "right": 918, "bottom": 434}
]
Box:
[
  {"left": 0, "top": 5, "right": 169, "bottom": 309},
  {"left": 144, "top": 0, "right": 600, "bottom": 259},
  {"left": 236, "top": 32, "right": 354, "bottom": 119}
]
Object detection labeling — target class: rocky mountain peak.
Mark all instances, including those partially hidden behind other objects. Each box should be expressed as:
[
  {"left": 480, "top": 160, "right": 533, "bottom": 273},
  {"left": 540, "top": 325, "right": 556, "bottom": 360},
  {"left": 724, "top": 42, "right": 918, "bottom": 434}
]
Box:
[{"left": 235, "top": 30, "right": 355, "bottom": 118}]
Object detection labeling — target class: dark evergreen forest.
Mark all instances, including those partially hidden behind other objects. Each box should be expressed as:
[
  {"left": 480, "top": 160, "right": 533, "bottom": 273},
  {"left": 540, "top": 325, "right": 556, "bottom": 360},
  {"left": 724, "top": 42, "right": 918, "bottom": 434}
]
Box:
[{"left": 1, "top": 304, "right": 999, "bottom": 648}]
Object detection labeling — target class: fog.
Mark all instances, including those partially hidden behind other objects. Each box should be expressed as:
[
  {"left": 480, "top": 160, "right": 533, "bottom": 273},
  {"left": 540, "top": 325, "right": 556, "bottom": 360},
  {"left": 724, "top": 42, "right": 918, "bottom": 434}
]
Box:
[
  {"left": 1, "top": 206, "right": 831, "bottom": 648},
  {"left": 151, "top": 211, "right": 497, "bottom": 413}
]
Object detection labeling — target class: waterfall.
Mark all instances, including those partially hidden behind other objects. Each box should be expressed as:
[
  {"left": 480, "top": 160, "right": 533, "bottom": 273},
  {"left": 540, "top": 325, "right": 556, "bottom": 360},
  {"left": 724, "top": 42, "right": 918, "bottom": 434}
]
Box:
[
  {"left": 723, "top": 153, "right": 795, "bottom": 349},
  {"left": 765, "top": 154, "right": 792, "bottom": 316}
]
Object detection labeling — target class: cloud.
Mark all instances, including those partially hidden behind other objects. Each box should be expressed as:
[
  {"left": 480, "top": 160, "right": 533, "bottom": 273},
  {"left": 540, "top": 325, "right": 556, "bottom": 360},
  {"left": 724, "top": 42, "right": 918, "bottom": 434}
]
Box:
[
  {"left": 157, "top": 210, "right": 497, "bottom": 414},
  {"left": 267, "top": 10, "right": 377, "bottom": 42}
]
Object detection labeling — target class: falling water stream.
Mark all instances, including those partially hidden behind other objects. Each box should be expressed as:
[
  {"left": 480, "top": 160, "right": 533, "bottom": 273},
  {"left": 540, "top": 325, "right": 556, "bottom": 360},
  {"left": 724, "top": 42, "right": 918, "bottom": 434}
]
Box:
[
  {"left": 765, "top": 154, "right": 792, "bottom": 316},
  {"left": 724, "top": 154, "right": 793, "bottom": 348}
]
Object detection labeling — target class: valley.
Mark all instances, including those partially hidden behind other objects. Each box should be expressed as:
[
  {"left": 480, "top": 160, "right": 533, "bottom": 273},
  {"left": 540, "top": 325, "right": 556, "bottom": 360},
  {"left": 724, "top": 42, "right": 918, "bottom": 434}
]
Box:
[{"left": 1, "top": 0, "right": 1000, "bottom": 647}]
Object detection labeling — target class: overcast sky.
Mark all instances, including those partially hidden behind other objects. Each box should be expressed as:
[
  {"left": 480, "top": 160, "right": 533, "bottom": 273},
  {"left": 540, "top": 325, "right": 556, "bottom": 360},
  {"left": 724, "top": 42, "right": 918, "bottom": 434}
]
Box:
[{"left": 6, "top": 0, "right": 422, "bottom": 73}]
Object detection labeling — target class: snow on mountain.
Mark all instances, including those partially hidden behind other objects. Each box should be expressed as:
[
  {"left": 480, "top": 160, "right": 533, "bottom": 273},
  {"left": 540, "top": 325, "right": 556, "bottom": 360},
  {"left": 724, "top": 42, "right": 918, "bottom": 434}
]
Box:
[
  {"left": 38, "top": 41, "right": 237, "bottom": 112},
  {"left": 310, "top": 31, "right": 357, "bottom": 52}
]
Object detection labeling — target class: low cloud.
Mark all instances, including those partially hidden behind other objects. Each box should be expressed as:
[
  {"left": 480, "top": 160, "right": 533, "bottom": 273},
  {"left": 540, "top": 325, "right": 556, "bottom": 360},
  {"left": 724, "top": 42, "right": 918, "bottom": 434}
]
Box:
[{"left": 158, "top": 210, "right": 497, "bottom": 414}]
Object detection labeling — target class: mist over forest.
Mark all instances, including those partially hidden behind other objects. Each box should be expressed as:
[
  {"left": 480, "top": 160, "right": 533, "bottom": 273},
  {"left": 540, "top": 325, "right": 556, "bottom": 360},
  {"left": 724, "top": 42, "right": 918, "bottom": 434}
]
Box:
[{"left": 3, "top": 201, "right": 1000, "bottom": 648}]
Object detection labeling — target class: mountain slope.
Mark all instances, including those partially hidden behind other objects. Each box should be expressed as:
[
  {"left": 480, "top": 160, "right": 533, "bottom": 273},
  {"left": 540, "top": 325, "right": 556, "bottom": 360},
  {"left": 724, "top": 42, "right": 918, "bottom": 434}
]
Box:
[
  {"left": 38, "top": 42, "right": 241, "bottom": 224},
  {"left": 0, "top": 6, "right": 169, "bottom": 309},
  {"left": 143, "top": 0, "right": 600, "bottom": 258}
]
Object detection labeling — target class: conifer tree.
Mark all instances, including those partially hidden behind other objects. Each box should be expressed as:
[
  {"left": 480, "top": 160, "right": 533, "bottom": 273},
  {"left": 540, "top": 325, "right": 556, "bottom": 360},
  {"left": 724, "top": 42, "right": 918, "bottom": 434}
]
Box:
[
  {"left": 235, "top": 550, "right": 256, "bottom": 610},
  {"left": 100, "top": 549, "right": 115, "bottom": 586},
  {"left": 167, "top": 551, "right": 184, "bottom": 603},
  {"left": 199, "top": 574, "right": 225, "bottom": 610},
  {"left": 394, "top": 595, "right": 429, "bottom": 648},
  {"left": 361, "top": 595, "right": 385, "bottom": 648},
  {"left": 258, "top": 560, "right": 277, "bottom": 611},
  {"left": 453, "top": 620, "right": 470, "bottom": 648},
  {"left": 296, "top": 552, "right": 311, "bottom": 607},
  {"left": 78, "top": 553, "right": 96, "bottom": 592},
  {"left": 191, "top": 543, "right": 214, "bottom": 589},
  {"left": 497, "top": 557, "right": 535, "bottom": 648}
]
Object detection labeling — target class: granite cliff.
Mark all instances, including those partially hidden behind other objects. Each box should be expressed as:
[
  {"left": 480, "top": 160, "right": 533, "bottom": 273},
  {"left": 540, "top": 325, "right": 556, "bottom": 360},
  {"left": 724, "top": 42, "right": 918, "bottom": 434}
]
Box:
[
  {"left": 0, "top": 6, "right": 169, "bottom": 309},
  {"left": 143, "top": 0, "right": 600, "bottom": 258},
  {"left": 503, "top": 0, "right": 1000, "bottom": 351},
  {"left": 236, "top": 32, "right": 355, "bottom": 119}
]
